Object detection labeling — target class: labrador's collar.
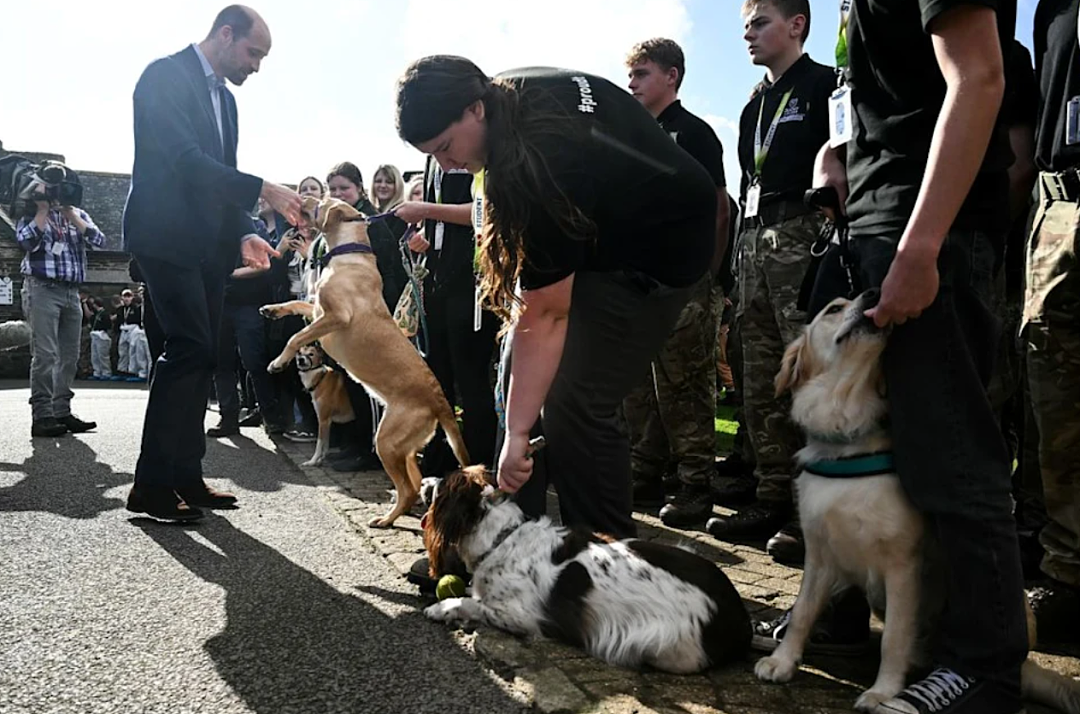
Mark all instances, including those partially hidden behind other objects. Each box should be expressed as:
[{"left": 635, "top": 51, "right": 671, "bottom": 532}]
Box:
[
  {"left": 803, "top": 452, "right": 895, "bottom": 478},
  {"left": 318, "top": 242, "right": 373, "bottom": 268}
]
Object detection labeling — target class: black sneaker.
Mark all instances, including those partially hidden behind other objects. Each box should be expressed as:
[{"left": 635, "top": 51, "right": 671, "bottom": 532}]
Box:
[
  {"left": 632, "top": 477, "right": 666, "bottom": 508},
  {"left": 283, "top": 428, "right": 317, "bottom": 443},
  {"left": 766, "top": 521, "right": 805, "bottom": 565},
  {"left": 57, "top": 414, "right": 97, "bottom": 433},
  {"left": 31, "top": 417, "right": 68, "bottom": 438},
  {"left": 706, "top": 502, "right": 790, "bottom": 540},
  {"left": 659, "top": 483, "right": 713, "bottom": 528},
  {"left": 751, "top": 588, "right": 871, "bottom": 655},
  {"left": 872, "top": 668, "right": 1023, "bottom": 714}
]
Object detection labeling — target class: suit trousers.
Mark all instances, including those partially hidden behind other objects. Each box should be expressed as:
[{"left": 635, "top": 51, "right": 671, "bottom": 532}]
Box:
[{"left": 133, "top": 253, "right": 231, "bottom": 488}]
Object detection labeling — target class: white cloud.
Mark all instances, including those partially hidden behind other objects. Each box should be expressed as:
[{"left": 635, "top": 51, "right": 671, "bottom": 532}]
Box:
[{"left": 0, "top": 0, "right": 692, "bottom": 190}]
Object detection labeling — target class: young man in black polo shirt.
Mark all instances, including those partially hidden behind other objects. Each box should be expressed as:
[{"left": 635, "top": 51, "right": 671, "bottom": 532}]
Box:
[
  {"left": 808, "top": 2, "right": 1027, "bottom": 711},
  {"left": 1021, "top": 0, "right": 1080, "bottom": 644},
  {"left": 705, "top": 0, "right": 835, "bottom": 564},
  {"left": 623, "top": 37, "right": 732, "bottom": 527}
]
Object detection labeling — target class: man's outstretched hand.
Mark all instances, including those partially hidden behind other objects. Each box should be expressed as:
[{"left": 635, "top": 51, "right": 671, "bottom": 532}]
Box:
[{"left": 240, "top": 235, "right": 280, "bottom": 270}]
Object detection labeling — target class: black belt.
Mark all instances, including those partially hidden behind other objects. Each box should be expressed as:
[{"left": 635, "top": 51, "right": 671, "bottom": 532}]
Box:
[
  {"left": 1039, "top": 170, "right": 1080, "bottom": 203},
  {"left": 742, "top": 198, "right": 813, "bottom": 229}
]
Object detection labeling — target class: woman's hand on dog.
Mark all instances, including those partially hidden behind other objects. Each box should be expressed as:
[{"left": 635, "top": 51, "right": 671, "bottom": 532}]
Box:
[
  {"left": 497, "top": 432, "right": 534, "bottom": 493},
  {"left": 867, "top": 247, "right": 940, "bottom": 327}
]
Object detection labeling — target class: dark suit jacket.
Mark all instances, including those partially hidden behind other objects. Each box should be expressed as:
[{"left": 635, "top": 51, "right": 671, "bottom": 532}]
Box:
[{"left": 123, "top": 45, "right": 262, "bottom": 266}]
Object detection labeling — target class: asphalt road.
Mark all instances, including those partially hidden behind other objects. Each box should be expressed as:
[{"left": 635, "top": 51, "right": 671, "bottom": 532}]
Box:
[{"left": 0, "top": 381, "right": 526, "bottom": 714}]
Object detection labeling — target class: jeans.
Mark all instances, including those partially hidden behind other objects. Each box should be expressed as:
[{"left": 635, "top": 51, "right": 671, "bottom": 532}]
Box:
[
  {"left": 214, "top": 302, "right": 279, "bottom": 424},
  {"left": 22, "top": 275, "right": 82, "bottom": 421},
  {"left": 816, "top": 229, "right": 1029, "bottom": 695}
]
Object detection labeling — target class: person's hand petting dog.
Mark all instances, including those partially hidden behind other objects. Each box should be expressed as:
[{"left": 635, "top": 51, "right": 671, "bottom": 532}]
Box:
[
  {"left": 497, "top": 432, "right": 534, "bottom": 493},
  {"left": 866, "top": 243, "right": 940, "bottom": 328},
  {"left": 260, "top": 180, "right": 302, "bottom": 226}
]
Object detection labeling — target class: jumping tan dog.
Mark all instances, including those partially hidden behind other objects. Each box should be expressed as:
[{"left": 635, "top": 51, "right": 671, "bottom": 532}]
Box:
[
  {"left": 294, "top": 344, "right": 354, "bottom": 467},
  {"left": 262, "top": 196, "right": 469, "bottom": 527},
  {"left": 753, "top": 289, "right": 1080, "bottom": 714}
]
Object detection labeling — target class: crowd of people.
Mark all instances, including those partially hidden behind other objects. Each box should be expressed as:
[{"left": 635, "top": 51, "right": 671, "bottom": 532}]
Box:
[{"left": 12, "top": 1, "right": 1080, "bottom": 712}]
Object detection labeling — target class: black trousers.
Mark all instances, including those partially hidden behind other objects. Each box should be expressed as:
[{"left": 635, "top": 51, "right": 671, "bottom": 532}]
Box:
[
  {"left": 508, "top": 271, "right": 691, "bottom": 539},
  {"left": 420, "top": 283, "right": 500, "bottom": 477},
  {"left": 813, "top": 230, "right": 1028, "bottom": 695},
  {"left": 133, "top": 253, "right": 231, "bottom": 488}
]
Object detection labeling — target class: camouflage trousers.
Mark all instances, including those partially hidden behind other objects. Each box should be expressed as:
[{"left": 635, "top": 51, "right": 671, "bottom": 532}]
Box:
[
  {"left": 625, "top": 273, "right": 720, "bottom": 486},
  {"left": 1023, "top": 181, "right": 1080, "bottom": 588},
  {"left": 737, "top": 213, "right": 822, "bottom": 504}
]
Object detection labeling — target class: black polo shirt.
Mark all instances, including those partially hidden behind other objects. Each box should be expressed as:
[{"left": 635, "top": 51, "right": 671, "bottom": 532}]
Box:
[
  {"left": 657, "top": 100, "right": 726, "bottom": 188},
  {"left": 736, "top": 54, "right": 835, "bottom": 202},
  {"left": 1034, "top": 0, "right": 1080, "bottom": 172},
  {"left": 845, "top": 0, "right": 1015, "bottom": 237},
  {"left": 496, "top": 67, "right": 717, "bottom": 291}
]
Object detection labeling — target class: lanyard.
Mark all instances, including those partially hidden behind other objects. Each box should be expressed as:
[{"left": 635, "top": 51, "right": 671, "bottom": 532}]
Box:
[
  {"left": 433, "top": 165, "right": 443, "bottom": 205},
  {"left": 754, "top": 88, "right": 794, "bottom": 177},
  {"left": 836, "top": 0, "right": 852, "bottom": 69},
  {"left": 471, "top": 169, "right": 485, "bottom": 274}
]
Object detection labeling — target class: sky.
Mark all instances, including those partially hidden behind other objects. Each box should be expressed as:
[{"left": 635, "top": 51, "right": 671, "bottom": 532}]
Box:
[{"left": 0, "top": 0, "right": 1038, "bottom": 200}]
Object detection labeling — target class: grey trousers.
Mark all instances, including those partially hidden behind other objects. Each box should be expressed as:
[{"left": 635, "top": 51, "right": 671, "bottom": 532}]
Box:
[
  {"left": 90, "top": 331, "right": 112, "bottom": 378},
  {"left": 22, "top": 275, "right": 83, "bottom": 421}
]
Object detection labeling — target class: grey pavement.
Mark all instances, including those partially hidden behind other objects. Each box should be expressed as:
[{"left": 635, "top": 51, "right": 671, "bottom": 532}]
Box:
[
  {"left": 2, "top": 380, "right": 1078, "bottom": 714},
  {"left": 0, "top": 381, "right": 528, "bottom": 714}
]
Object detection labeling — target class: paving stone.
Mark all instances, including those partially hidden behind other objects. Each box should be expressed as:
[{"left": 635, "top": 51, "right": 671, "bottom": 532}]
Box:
[
  {"left": 516, "top": 667, "right": 590, "bottom": 714},
  {"left": 474, "top": 628, "right": 537, "bottom": 671}
]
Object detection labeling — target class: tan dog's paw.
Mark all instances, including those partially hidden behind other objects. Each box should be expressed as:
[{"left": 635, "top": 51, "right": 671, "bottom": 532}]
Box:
[
  {"left": 368, "top": 514, "right": 395, "bottom": 529},
  {"left": 259, "top": 305, "right": 283, "bottom": 320},
  {"left": 301, "top": 457, "right": 323, "bottom": 467},
  {"left": 754, "top": 655, "right": 799, "bottom": 683},
  {"left": 854, "top": 688, "right": 898, "bottom": 713}
]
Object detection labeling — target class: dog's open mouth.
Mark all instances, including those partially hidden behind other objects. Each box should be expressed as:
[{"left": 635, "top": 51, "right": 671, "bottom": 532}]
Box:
[{"left": 835, "top": 313, "right": 885, "bottom": 344}]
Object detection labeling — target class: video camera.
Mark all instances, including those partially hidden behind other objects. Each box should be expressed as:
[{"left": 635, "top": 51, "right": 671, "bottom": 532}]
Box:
[{"left": 0, "top": 155, "right": 84, "bottom": 217}]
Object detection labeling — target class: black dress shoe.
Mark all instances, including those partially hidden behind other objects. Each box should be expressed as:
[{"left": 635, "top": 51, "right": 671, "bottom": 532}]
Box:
[
  {"left": 176, "top": 482, "right": 238, "bottom": 509},
  {"left": 207, "top": 418, "right": 240, "bottom": 437},
  {"left": 31, "top": 417, "right": 69, "bottom": 438},
  {"left": 126, "top": 485, "right": 204, "bottom": 521},
  {"left": 766, "top": 521, "right": 805, "bottom": 565},
  {"left": 57, "top": 414, "right": 97, "bottom": 433}
]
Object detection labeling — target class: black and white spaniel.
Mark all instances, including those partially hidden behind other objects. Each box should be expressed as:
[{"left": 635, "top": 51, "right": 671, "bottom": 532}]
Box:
[{"left": 420, "top": 467, "right": 751, "bottom": 674}]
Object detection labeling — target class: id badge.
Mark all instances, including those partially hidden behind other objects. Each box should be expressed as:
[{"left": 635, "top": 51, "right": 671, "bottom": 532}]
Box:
[
  {"left": 828, "top": 85, "right": 853, "bottom": 148},
  {"left": 50, "top": 241, "right": 66, "bottom": 256},
  {"left": 434, "top": 221, "right": 445, "bottom": 251},
  {"left": 744, "top": 183, "right": 761, "bottom": 219},
  {"left": 473, "top": 281, "right": 483, "bottom": 333},
  {"left": 1067, "top": 97, "right": 1080, "bottom": 146}
]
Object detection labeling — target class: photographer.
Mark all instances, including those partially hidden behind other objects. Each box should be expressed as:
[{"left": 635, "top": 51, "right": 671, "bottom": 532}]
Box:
[{"left": 16, "top": 174, "right": 106, "bottom": 438}]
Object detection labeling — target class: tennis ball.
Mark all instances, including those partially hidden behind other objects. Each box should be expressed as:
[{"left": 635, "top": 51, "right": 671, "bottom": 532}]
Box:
[{"left": 436, "top": 574, "right": 467, "bottom": 600}]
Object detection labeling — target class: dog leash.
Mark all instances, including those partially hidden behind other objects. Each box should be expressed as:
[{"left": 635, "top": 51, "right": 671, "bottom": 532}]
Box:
[{"left": 398, "top": 225, "right": 431, "bottom": 358}]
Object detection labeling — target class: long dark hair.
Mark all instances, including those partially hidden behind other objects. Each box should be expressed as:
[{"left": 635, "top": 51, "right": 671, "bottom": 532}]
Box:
[{"left": 396, "top": 55, "right": 595, "bottom": 322}]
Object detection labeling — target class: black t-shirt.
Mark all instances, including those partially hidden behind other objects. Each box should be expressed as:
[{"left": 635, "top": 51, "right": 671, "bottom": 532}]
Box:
[
  {"left": 91, "top": 309, "right": 112, "bottom": 333},
  {"left": 495, "top": 67, "right": 717, "bottom": 290},
  {"left": 1034, "top": 0, "right": 1080, "bottom": 172},
  {"left": 657, "top": 100, "right": 726, "bottom": 188},
  {"left": 1004, "top": 40, "right": 1038, "bottom": 130},
  {"left": 845, "top": 0, "right": 1015, "bottom": 237},
  {"left": 736, "top": 54, "right": 836, "bottom": 201},
  {"left": 423, "top": 159, "right": 476, "bottom": 294}
]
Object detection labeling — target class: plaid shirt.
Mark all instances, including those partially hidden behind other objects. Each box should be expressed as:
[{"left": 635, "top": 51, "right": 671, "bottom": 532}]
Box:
[{"left": 16, "top": 208, "right": 105, "bottom": 284}]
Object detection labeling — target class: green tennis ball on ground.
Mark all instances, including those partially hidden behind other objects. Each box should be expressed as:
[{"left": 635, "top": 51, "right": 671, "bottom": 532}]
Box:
[{"left": 436, "top": 574, "right": 466, "bottom": 600}]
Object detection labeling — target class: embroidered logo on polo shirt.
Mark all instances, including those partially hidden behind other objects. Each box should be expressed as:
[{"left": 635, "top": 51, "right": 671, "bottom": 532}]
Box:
[
  {"left": 778, "top": 97, "right": 806, "bottom": 124},
  {"left": 571, "top": 76, "right": 597, "bottom": 114}
]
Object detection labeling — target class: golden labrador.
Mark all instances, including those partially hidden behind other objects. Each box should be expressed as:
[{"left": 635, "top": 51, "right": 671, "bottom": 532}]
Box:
[
  {"left": 262, "top": 196, "right": 469, "bottom": 527},
  {"left": 754, "top": 289, "right": 1080, "bottom": 714}
]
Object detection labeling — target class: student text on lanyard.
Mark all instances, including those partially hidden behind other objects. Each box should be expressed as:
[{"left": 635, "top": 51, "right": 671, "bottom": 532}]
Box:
[
  {"left": 828, "top": 0, "right": 854, "bottom": 149},
  {"left": 470, "top": 169, "right": 486, "bottom": 332},
  {"left": 743, "top": 87, "right": 794, "bottom": 219}
]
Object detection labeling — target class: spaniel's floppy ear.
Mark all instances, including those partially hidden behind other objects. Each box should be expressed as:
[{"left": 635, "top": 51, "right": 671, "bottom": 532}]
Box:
[
  {"left": 775, "top": 331, "right": 812, "bottom": 397},
  {"left": 424, "top": 469, "right": 485, "bottom": 577},
  {"left": 316, "top": 199, "right": 355, "bottom": 232}
]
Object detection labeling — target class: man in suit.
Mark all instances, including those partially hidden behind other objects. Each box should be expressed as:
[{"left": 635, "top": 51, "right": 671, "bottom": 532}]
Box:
[{"left": 123, "top": 4, "right": 301, "bottom": 521}]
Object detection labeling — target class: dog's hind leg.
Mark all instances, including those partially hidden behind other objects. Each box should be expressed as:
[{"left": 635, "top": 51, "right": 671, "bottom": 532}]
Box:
[
  {"left": 369, "top": 423, "right": 419, "bottom": 529},
  {"left": 267, "top": 313, "right": 347, "bottom": 373},
  {"left": 854, "top": 561, "right": 920, "bottom": 712},
  {"left": 755, "top": 552, "right": 837, "bottom": 684}
]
